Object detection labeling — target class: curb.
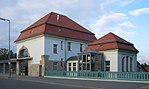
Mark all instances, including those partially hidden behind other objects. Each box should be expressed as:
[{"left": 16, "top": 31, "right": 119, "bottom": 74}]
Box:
[{"left": 44, "top": 76, "right": 149, "bottom": 84}]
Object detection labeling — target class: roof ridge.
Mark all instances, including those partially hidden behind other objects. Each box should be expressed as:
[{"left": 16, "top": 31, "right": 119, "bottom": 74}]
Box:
[
  {"left": 45, "top": 12, "right": 52, "bottom": 24},
  {"left": 114, "top": 33, "right": 133, "bottom": 45},
  {"left": 89, "top": 32, "right": 134, "bottom": 45},
  {"left": 64, "top": 15, "right": 94, "bottom": 34},
  {"left": 111, "top": 32, "right": 117, "bottom": 41},
  {"left": 21, "top": 13, "right": 51, "bottom": 32}
]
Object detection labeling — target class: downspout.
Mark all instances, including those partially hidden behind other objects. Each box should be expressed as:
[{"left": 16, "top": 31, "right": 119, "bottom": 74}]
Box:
[{"left": 64, "top": 39, "right": 67, "bottom": 70}]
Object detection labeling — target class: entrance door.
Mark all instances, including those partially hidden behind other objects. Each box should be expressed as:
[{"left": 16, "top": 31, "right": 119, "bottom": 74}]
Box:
[{"left": 20, "top": 60, "right": 28, "bottom": 76}]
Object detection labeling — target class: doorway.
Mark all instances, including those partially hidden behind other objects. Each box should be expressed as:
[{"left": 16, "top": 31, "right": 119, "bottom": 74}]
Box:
[{"left": 20, "top": 60, "right": 28, "bottom": 76}]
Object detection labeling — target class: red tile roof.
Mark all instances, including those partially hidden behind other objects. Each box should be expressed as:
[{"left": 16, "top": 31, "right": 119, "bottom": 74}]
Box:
[
  {"left": 86, "top": 32, "right": 139, "bottom": 52},
  {"left": 15, "top": 12, "right": 96, "bottom": 42},
  {"left": 145, "top": 66, "right": 149, "bottom": 72}
]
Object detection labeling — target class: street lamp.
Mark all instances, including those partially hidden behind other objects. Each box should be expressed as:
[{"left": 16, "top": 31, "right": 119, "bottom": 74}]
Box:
[{"left": 0, "top": 17, "right": 11, "bottom": 78}]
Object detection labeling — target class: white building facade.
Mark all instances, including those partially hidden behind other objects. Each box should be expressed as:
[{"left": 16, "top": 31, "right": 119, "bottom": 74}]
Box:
[
  {"left": 15, "top": 12, "right": 96, "bottom": 76},
  {"left": 100, "top": 50, "right": 138, "bottom": 72},
  {"left": 15, "top": 12, "right": 145, "bottom": 77},
  {"left": 67, "top": 32, "right": 140, "bottom": 72}
]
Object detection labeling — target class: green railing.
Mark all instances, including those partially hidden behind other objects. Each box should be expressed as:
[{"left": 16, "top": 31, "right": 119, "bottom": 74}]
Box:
[{"left": 45, "top": 70, "right": 149, "bottom": 81}]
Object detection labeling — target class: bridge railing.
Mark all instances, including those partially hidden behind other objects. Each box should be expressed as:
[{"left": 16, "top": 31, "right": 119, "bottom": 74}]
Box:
[{"left": 45, "top": 70, "right": 149, "bottom": 81}]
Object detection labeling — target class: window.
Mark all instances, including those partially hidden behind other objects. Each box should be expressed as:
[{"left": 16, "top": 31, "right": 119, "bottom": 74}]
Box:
[
  {"left": 68, "top": 42, "right": 71, "bottom": 51},
  {"left": 0, "top": 64, "right": 3, "bottom": 73},
  {"left": 61, "top": 41, "right": 63, "bottom": 50},
  {"left": 130, "top": 57, "right": 133, "bottom": 72},
  {"left": 126, "top": 56, "right": 129, "bottom": 72},
  {"left": 53, "top": 62, "right": 58, "bottom": 70},
  {"left": 87, "top": 64, "right": 90, "bottom": 70},
  {"left": 61, "top": 58, "right": 63, "bottom": 67},
  {"left": 122, "top": 57, "right": 125, "bottom": 72},
  {"left": 19, "top": 49, "right": 29, "bottom": 58},
  {"left": 73, "top": 63, "right": 76, "bottom": 71},
  {"left": 80, "top": 44, "right": 83, "bottom": 52},
  {"left": 53, "top": 44, "right": 58, "bottom": 54},
  {"left": 83, "top": 55, "right": 86, "bottom": 62},
  {"left": 87, "top": 55, "right": 90, "bottom": 62},
  {"left": 79, "top": 64, "right": 82, "bottom": 71},
  {"left": 106, "top": 61, "right": 110, "bottom": 71},
  {"left": 68, "top": 63, "right": 71, "bottom": 71},
  {"left": 83, "top": 64, "right": 86, "bottom": 70}
]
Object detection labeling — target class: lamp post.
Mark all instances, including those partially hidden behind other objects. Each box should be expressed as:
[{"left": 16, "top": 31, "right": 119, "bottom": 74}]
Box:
[{"left": 0, "top": 17, "right": 11, "bottom": 78}]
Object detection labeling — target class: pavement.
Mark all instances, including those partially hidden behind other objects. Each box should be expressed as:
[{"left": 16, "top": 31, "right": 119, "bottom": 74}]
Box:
[{"left": 0, "top": 74, "right": 149, "bottom": 89}]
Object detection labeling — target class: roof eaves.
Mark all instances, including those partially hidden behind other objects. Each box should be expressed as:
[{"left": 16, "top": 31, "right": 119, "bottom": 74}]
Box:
[{"left": 21, "top": 23, "right": 46, "bottom": 33}]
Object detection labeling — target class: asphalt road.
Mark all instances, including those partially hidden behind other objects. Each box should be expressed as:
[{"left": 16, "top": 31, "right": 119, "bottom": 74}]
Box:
[{"left": 0, "top": 75, "right": 149, "bottom": 89}]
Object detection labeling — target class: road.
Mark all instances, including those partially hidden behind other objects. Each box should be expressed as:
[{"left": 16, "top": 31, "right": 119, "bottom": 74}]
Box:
[{"left": 0, "top": 75, "right": 149, "bottom": 89}]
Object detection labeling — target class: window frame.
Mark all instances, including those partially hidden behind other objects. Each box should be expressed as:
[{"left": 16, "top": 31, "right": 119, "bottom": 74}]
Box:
[
  {"left": 61, "top": 41, "right": 63, "bottom": 50},
  {"left": 53, "top": 44, "right": 58, "bottom": 54},
  {"left": 68, "top": 63, "right": 71, "bottom": 71},
  {"left": 130, "top": 57, "right": 133, "bottom": 72},
  {"left": 73, "top": 63, "right": 76, "bottom": 71},
  {"left": 126, "top": 56, "right": 129, "bottom": 72},
  {"left": 105, "top": 60, "right": 110, "bottom": 71},
  {"left": 80, "top": 44, "right": 83, "bottom": 52},
  {"left": 122, "top": 57, "right": 125, "bottom": 72},
  {"left": 68, "top": 42, "right": 72, "bottom": 51}
]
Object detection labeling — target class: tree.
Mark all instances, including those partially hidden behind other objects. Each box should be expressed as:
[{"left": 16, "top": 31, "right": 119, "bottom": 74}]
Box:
[{"left": 0, "top": 48, "right": 16, "bottom": 60}]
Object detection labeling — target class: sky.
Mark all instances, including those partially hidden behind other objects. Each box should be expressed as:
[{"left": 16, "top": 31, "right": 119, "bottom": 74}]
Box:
[{"left": 0, "top": 0, "right": 149, "bottom": 64}]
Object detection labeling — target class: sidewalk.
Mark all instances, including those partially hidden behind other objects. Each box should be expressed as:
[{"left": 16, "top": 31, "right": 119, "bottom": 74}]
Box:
[
  {"left": 45, "top": 76, "right": 149, "bottom": 84},
  {"left": 0, "top": 73, "right": 40, "bottom": 80},
  {"left": 0, "top": 73, "right": 149, "bottom": 84}
]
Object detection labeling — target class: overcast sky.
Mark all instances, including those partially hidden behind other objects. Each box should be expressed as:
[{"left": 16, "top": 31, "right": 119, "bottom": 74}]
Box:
[{"left": 0, "top": 0, "right": 149, "bottom": 64}]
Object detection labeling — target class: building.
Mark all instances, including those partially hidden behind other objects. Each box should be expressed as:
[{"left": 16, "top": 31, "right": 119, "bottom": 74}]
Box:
[
  {"left": 15, "top": 12, "right": 96, "bottom": 76},
  {"left": 67, "top": 32, "right": 142, "bottom": 72},
  {"left": 145, "top": 66, "right": 149, "bottom": 72},
  {"left": 0, "top": 12, "right": 146, "bottom": 76}
]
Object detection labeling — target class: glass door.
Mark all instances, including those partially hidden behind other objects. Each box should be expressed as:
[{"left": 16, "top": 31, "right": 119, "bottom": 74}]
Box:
[{"left": 20, "top": 60, "right": 28, "bottom": 76}]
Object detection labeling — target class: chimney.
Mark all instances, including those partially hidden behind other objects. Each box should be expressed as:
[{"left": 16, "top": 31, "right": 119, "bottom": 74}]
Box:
[{"left": 57, "top": 15, "right": 60, "bottom": 22}]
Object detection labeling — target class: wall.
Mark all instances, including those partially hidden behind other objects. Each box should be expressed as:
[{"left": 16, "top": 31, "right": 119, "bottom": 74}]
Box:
[
  {"left": 16, "top": 36, "right": 44, "bottom": 64},
  {"left": 44, "top": 35, "right": 88, "bottom": 61},
  {"left": 100, "top": 50, "right": 118, "bottom": 72},
  {"left": 100, "top": 49, "right": 138, "bottom": 72},
  {"left": 118, "top": 50, "right": 137, "bottom": 72}
]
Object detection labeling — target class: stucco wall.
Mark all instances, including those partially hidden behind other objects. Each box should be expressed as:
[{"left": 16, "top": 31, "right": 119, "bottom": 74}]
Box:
[
  {"left": 101, "top": 49, "right": 138, "bottom": 72},
  {"left": 101, "top": 50, "right": 118, "bottom": 72},
  {"left": 118, "top": 51, "right": 137, "bottom": 72},
  {"left": 44, "top": 35, "right": 88, "bottom": 61},
  {"left": 16, "top": 36, "right": 44, "bottom": 64}
]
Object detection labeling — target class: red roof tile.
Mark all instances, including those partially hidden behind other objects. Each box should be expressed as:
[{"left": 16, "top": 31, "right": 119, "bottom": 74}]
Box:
[
  {"left": 145, "top": 66, "right": 149, "bottom": 72},
  {"left": 16, "top": 12, "right": 96, "bottom": 42},
  {"left": 86, "top": 32, "right": 139, "bottom": 52}
]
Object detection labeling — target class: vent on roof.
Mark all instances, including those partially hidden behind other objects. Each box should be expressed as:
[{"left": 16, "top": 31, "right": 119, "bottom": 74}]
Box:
[
  {"left": 57, "top": 15, "right": 60, "bottom": 22},
  {"left": 58, "top": 28, "right": 61, "bottom": 32}
]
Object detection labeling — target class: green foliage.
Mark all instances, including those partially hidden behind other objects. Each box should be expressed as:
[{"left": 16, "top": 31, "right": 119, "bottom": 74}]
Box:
[{"left": 0, "top": 48, "right": 16, "bottom": 60}]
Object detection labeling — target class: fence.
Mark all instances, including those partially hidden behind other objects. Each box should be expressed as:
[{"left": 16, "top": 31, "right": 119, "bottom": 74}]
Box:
[{"left": 45, "top": 70, "right": 149, "bottom": 81}]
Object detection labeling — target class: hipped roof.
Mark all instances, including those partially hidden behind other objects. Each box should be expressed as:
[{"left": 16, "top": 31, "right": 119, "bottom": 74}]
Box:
[
  {"left": 86, "top": 32, "right": 139, "bottom": 53},
  {"left": 15, "top": 12, "right": 96, "bottom": 42}
]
